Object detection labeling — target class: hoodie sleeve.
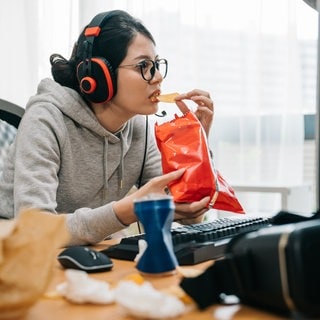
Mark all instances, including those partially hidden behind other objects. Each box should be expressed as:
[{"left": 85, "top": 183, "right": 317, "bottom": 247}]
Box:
[
  {"left": 13, "top": 104, "right": 64, "bottom": 215},
  {"left": 12, "top": 102, "right": 127, "bottom": 245}
]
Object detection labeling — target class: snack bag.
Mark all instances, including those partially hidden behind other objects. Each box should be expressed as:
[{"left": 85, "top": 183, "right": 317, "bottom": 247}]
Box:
[{"left": 155, "top": 111, "right": 244, "bottom": 213}]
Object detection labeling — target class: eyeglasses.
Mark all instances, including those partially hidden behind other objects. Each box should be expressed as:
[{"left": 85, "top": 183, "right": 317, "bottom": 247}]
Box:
[{"left": 118, "top": 58, "right": 168, "bottom": 82}]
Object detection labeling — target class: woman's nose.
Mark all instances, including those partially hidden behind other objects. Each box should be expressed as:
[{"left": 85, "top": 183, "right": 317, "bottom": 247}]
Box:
[{"left": 149, "top": 68, "right": 164, "bottom": 84}]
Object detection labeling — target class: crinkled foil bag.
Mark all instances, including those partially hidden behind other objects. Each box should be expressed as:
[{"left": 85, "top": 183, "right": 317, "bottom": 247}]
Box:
[
  {"left": 0, "top": 209, "right": 69, "bottom": 319},
  {"left": 155, "top": 111, "right": 244, "bottom": 213}
]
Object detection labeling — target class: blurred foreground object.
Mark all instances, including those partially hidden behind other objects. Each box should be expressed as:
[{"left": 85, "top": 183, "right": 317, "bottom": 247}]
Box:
[{"left": 0, "top": 209, "right": 69, "bottom": 319}]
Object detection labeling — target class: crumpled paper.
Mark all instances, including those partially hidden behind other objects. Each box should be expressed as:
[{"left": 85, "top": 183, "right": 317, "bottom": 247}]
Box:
[
  {"left": 56, "top": 269, "right": 114, "bottom": 304},
  {"left": 114, "top": 280, "right": 186, "bottom": 319},
  {"left": 54, "top": 269, "right": 187, "bottom": 319},
  {"left": 134, "top": 239, "right": 147, "bottom": 262},
  {"left": 0, "top": 208, "right": 69, "bottom": 319}
]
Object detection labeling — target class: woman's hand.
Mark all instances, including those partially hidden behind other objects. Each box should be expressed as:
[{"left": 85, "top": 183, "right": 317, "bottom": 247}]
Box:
[
  {"left": 134, "top": 168, "right": 186, "bottom": 198},
  {"left": 133, "top": 169, "right": 210, "bottom": 221},
  {"left": 113, "top": 169, "right": 185, "bottom": 225},
  {"left": 113, "top": 168, "right": 210, "bottom": 225},
  {"left": 175, "top": 89, "right": 214, "bottom": 137},
  {"left": 173, "top": 197, "right": 210, "bottom": 222}
]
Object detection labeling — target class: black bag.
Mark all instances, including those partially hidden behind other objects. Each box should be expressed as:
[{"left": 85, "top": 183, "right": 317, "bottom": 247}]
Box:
[{"left": 180, "top": 215, "right": 320, "bottom": 318}]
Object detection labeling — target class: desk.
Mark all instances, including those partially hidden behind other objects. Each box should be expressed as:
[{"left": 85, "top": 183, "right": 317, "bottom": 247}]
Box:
[{"left": 25, "top": 241, "right": 288, "bottom": 320}]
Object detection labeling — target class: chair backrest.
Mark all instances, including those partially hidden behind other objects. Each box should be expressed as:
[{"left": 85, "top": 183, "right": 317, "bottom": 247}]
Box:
[
  {"left": 0, "top": 99, "right": 25, "bottom": 172},
  {"left": 0, "top": 98, "right": 25, "bottom": 129}
]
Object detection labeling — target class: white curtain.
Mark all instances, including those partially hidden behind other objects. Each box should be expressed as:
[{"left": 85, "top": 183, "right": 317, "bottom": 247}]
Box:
[
  {"left": 0, "top": 0, "right": 317, "bottom": 215},
  {"left": 0, "top": 0, "right": 79, "bottom": 107}
]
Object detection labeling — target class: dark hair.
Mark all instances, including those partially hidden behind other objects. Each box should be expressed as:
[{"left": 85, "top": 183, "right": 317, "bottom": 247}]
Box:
[{"left": 50, "top": 10, "right": 155, "bottom": 94}]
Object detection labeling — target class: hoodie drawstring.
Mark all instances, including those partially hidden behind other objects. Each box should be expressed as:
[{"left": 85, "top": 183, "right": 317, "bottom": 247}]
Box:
[
  {"left": 119, "top": 131, "right": 124, "bottom": 190},
  {"left": 103, "top": 133, "right": 124, "bottom": 197},
  {"left": 103, "top": 137, "right": 109, "bottom": 198}
]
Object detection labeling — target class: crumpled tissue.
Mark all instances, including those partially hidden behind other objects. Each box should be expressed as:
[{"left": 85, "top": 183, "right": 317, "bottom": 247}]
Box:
[
  {"left": 114, "top": 280, "right": 186, "bottom": 319},
  {"left": 56, "top": 269, "right": 114, "bottom": 304},
  {"left": 134, "top": 239, "right": 147, "bottom": 262}
]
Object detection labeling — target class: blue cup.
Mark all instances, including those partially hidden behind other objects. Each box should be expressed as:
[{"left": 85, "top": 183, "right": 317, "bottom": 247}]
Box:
[{"left": 134, "top": 194, "right": 178, "bottom": 275}]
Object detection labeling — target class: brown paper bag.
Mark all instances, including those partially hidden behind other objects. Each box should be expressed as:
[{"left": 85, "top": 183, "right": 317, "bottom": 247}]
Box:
[{"left": 0, "top": 209, "right": 70, "bottom": 319}]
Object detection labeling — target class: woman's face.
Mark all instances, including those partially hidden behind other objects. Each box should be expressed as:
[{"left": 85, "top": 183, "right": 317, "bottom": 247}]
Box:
[{"left": 111, "top": 33, "right": 164, "bottom": 117}]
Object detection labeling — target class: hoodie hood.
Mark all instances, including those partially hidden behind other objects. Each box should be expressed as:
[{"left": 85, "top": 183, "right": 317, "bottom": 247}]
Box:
[{"left": 27, "top": 78, "right": 118, "bottom": 139}]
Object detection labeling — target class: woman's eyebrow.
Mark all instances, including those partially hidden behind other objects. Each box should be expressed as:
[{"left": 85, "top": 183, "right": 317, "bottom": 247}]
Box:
[{"left": 133, "top": 54, "right": 160, "bottom": 61}]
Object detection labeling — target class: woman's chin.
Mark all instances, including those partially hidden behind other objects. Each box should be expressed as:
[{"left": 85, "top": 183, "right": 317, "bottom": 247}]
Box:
[{"left": 141, "top": 105, "right": 159, "bottom": 115}]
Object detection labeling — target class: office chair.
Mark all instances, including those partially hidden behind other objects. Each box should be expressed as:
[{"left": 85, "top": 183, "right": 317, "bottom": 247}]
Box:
[
  {"left": 0, "top": 98, "right": 25, "bottom": 129},
  {"left": 0, "top": 98, "right": 25, "bottom": 174}
]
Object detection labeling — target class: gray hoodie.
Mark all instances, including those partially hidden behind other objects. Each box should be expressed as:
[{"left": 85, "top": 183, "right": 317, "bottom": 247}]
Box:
[{"left": 0, "top": 78, "right": 162, "bottom": 245}]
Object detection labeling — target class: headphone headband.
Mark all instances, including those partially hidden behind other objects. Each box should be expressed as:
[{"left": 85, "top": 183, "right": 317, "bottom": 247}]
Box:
[{"left": 84, "top": 26, "right": 101, "bottom": 37}]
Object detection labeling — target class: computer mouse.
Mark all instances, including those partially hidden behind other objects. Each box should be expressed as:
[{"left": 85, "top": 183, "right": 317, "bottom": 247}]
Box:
[{"left": 57, "top": 246, "right": 113, "bottom": 273}]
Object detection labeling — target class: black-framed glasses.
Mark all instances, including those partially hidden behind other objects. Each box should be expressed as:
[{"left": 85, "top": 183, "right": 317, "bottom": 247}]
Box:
[{"left": 118, "top": 58, "right": 168, "bottom": 81}]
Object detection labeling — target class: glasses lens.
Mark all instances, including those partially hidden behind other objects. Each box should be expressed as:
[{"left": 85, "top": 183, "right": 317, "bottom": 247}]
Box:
[
  {"left": 139, "top": 60, "right": 152, "bottom": 81},
  {"left": 140, "top": 59, "right": 168, "bottom": 81},
  {"left": 156, "top": 59, "right": 168, "bottom": 80}
]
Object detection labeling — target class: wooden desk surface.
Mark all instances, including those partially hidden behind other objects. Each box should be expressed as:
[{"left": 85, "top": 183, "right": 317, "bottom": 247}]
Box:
[{"left": 24, "top": 242, "right": 288, "bottom": 320}]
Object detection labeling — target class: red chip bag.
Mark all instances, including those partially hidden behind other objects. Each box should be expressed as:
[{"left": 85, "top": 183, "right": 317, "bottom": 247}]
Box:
[{"left": 155, "top": 111, "right": 244, "bottom": 213}]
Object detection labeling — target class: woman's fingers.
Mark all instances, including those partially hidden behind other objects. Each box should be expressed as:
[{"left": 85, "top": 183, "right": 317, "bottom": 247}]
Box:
[
  {"left": 175, "top": 89, "right": 213, "bottom": 109},
  {"left": 174, "top": 196, "right": 210, "bottom": 220},
  {"left": 175, "top": 196, "right": 210, "bottom": 213},
  {"left": 175, "top": 99, "right": 189, "bottom": 114},
  {"left": 174, "top": 90, "right": 214, "bottom": 137},
  {"left": 141, "top": 168, "right": 185, "bottom": 196},
  {"left": 151, "top": 168, "right": 185, "bottom": 187}
]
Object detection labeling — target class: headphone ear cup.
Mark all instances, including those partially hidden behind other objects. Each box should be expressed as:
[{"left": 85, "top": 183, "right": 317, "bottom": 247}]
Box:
[{"left": 77, "top": 57, "right": 117, "bottom": 103}]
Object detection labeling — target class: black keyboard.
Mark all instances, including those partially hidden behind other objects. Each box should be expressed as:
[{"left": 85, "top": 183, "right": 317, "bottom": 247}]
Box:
[{"left": 101, "top": 216, "right": 271, "bottom": 265}]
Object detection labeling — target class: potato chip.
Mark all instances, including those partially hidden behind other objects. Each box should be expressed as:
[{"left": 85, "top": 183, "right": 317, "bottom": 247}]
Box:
[{"left": 157, "top": 92, "right": 179, "bottom": 103}]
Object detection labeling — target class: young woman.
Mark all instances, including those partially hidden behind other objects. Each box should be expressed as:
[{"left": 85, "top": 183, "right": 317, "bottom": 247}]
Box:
[{"left": 0, "top": 10, "right": 214, "bottom": 245}]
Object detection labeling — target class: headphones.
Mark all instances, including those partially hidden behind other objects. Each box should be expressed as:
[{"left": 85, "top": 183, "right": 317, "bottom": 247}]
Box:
[{"left": 77, "top": 12, "right": 117, "bottom": 103}]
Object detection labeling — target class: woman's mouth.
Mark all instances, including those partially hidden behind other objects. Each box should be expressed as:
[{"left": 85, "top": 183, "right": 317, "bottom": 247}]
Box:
[{"left": 149, "top": 90, "right": 160, "bottom": 102}]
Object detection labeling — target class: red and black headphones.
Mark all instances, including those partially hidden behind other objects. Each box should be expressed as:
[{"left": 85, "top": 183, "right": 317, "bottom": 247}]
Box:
[{"left": 76, "top": 12, "right": 117, "bottom": 103}]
